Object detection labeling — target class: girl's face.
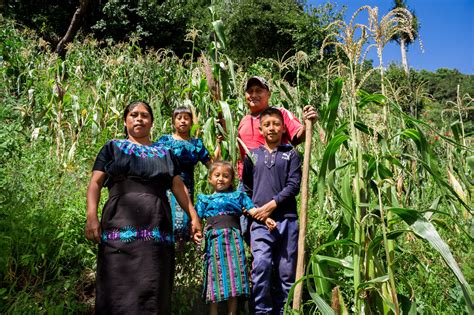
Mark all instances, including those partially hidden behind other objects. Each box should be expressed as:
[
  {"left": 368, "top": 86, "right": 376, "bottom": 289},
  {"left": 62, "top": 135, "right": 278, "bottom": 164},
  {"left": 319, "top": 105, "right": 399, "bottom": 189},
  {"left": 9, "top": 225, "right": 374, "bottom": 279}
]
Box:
[
  {"left": 124, "top": 104, "right": 153, "bottom": 139},
  {"left": 173, "top": 113, "right": 192, "bottom": 134},
  {"left": 209, "top": 165, "right": 233, "bottom": 192}
]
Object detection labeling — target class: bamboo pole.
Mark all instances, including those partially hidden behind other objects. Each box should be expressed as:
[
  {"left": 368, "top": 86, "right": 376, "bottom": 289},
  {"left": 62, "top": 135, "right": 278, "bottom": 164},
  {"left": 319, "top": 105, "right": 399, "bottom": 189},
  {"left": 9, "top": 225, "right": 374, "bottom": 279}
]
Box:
[{"left": 293, "top": 119, "right": 313, "bottom": 310}]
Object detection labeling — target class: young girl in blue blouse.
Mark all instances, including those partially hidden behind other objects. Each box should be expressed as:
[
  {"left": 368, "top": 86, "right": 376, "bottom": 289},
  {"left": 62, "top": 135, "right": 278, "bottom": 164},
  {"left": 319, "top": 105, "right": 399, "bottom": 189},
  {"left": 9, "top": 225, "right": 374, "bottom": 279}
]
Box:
[
  {"left": 155, "top": 107, "right": 220, "bottom": 245},
  {"left": 194, "top": 161, "right": 275, "bottom": 315}
]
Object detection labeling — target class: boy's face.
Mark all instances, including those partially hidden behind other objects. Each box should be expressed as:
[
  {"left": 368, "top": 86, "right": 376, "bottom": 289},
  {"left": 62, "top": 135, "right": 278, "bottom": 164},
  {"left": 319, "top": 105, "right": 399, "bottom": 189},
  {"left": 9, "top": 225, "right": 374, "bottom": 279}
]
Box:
[
  {"left": 245, "top": 84, "right": 271, "bottom": 115},
  {"left": 259, "top": 114, "right": 286, "bottom": 145}
]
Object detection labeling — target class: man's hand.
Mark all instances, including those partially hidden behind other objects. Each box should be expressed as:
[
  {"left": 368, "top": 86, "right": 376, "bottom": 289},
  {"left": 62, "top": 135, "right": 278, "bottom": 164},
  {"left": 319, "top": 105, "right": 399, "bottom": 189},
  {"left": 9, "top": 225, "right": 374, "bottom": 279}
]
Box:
[{"left": 303, "top": 105, "right": 318, "bottom": 123}]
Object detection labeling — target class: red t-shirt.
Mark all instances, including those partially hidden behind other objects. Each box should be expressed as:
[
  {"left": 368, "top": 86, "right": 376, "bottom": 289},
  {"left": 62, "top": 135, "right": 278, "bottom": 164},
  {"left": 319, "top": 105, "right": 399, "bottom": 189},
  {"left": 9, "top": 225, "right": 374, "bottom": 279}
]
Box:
[{"left": 237, "top": 107, "right": 302, "bottom": 178}]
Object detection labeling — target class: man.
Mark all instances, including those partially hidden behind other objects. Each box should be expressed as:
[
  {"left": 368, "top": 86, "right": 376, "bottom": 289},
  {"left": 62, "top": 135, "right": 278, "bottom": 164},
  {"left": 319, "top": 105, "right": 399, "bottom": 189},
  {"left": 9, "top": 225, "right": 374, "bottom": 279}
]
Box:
[{"left": 237, "top": 76, "right": 317, "bottom": 178}]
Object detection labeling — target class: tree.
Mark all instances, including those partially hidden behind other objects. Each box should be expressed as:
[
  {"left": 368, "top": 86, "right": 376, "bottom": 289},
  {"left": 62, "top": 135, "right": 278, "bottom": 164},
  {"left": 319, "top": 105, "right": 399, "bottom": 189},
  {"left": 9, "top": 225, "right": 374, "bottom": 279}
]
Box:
[
  {"left": 56, "top": 0, "right": 91, "bottom": 55},
  {"left": 220, "top": 0, "right": 304, "bottom": 66},
  {"left": 390, "top": 0, "right": 420, "bottom": 75}
]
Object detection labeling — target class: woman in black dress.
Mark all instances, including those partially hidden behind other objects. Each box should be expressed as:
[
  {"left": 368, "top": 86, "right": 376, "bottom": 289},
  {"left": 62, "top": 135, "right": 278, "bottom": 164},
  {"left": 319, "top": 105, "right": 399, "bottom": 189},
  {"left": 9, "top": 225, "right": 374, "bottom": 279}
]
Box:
[{"left": 85, "top": 101, "right": 202, "bottom": 314}]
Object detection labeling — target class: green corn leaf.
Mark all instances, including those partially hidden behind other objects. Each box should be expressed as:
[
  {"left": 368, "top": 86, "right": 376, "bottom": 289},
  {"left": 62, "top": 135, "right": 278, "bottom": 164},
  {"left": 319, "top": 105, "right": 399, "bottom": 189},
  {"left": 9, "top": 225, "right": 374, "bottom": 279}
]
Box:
[
  {"left": 355, "top": 121, "right": 384, "bottom": 142},
  {"left": 308, "top": 290, "right": 336, "bottom": 315},
  {"left": 357, "top": 89, "right": 386, "bottom": 109},
  {"left": 219, "top": 100, "right": 236, "bottom": 163},
  {"left": 324, "top": 78, "right": 343, "bottom": 141},
  {"left": 358, "top": 275, "right": 389, "bottom": 291},
  {"left": 225, "top": 55, "right": 236, "bottom": 94},
  {"left": 285, "top": 275, "right": 335, "bottom": 315},
  {"left": 467, "top": 156, "right": 474, "bottom": 173},
  {"left": 278, "top": 82, "right": 295, "bottom": 108},
  {"left": 314, "top": 255, "right": 353, "bottom": 270},
  {"left": 450, "top": 121, "right": 462, "bottom": 143},
  {"left": 368, "top": 230, "right": 408, "bottom": 254},
  {"left": 313, "top": 238, "right": 358, "bottom": 255},
  {"left": 211, "top": 20, "right": 226, "bottom": 50},
  {"left": 309, "top": 257, "right": 331, "bottom": 298},
  {"left": 318, "top": 134, "right": 349, "bottom": 209},
  {"left": 389, "top": 207, "right": 474, "bottom": 313}
]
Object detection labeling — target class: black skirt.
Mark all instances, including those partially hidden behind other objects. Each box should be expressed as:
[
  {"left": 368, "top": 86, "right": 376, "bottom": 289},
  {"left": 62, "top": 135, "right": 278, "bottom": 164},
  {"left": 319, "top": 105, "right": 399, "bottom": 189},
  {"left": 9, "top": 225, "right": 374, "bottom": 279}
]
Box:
[{"left": 95, "top": 180, "right": 175, "bottom": 314}]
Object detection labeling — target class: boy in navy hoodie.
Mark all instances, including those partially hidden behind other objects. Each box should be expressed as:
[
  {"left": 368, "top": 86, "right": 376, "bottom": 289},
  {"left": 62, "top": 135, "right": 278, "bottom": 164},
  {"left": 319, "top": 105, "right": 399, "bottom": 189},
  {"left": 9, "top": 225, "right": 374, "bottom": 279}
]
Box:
[{"left": 242, "top": 107, "right": 302, "bottom": 314}]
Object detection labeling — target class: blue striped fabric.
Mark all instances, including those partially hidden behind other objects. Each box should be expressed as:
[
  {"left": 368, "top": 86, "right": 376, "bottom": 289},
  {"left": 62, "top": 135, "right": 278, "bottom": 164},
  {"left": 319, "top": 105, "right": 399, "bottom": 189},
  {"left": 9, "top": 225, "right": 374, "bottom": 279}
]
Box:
[{"left": 203, "top": 227, "right": 250, "bottom": 303}]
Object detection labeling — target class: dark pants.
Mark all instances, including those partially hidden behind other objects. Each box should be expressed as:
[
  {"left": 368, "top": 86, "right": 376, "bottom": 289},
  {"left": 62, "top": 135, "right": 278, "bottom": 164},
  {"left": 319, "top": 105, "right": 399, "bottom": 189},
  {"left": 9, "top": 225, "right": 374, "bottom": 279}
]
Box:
[{"left": 250, "top": 218, "right": 298, "bottom": 315}]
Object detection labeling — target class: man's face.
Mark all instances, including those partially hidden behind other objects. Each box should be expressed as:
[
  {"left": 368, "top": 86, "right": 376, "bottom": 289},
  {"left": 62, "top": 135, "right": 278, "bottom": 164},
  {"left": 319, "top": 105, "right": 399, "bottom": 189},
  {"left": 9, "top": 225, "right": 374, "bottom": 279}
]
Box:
[
  {"left": 245, "top": 84, "right": 271, "bottom": 115},
  {"left": 259, "top": 114, "right": 285, "bottom": 145}
]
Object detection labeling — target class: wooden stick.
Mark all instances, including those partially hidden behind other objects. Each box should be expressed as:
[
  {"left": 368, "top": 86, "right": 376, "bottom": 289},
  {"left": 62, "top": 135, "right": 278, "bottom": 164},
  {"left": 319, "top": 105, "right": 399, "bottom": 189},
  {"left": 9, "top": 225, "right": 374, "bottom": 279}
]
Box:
[{"left": 293, "top": 119, "right": 313, "bottom": 310}]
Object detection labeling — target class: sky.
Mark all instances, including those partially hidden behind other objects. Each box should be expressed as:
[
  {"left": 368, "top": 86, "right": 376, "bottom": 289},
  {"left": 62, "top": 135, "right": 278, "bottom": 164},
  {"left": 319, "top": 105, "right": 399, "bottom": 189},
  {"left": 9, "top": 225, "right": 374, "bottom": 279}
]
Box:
[{"left": 307, "top": 0, "right": 474, "bottom": 74}]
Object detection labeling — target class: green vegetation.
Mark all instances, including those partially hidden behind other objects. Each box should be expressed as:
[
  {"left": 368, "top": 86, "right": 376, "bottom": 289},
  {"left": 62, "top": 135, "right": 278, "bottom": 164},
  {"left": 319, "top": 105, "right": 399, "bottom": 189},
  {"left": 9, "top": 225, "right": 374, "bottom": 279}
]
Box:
[{"left": 1, "top": 1, "right": 473, "bottom": 313}]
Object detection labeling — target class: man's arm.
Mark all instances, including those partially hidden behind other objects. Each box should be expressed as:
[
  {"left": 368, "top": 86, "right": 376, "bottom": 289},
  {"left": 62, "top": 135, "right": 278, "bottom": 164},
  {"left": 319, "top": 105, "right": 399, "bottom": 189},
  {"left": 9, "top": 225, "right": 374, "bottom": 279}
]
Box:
[{"left": 290, "top": 105, "right": 318, "bottom": 146}]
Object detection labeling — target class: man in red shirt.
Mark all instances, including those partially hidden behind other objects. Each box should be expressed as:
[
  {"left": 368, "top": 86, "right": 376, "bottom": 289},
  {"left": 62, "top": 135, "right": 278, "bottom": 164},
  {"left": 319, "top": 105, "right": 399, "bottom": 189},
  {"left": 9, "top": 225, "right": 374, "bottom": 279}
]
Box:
[{"left": 237, "top": 76, "right": 317, "bottom": 178}]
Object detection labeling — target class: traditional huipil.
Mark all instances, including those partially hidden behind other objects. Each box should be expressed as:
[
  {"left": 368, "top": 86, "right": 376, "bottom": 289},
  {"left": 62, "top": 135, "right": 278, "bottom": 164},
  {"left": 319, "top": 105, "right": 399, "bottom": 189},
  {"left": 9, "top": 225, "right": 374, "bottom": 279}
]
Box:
[
  {"left": 195, "top": 190, "right": 253, "bottom": 303},
  {"left": 93, "top": 139, "right": 179, "bottom": 314},
  {"left": 155, "top": 135, "right": 210, "bottom": 241}
]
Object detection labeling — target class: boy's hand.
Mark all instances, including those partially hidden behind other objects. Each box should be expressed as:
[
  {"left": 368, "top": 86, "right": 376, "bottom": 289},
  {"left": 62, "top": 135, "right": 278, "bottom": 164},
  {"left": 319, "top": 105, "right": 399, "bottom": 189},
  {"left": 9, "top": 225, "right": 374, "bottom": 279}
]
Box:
[
  {"left": 251, "top": 200, "right": 277, "bottom": 221},
  {"left": 265, "top": 218, "right": 277, "bottom": 231}
]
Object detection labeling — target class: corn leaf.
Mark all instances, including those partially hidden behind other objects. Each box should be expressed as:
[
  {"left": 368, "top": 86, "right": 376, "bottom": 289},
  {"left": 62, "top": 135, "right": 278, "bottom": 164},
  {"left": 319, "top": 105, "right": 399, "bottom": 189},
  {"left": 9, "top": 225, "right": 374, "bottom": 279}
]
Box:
[{"left": 389, "top": 207, "right": 474, "bottom": 313}]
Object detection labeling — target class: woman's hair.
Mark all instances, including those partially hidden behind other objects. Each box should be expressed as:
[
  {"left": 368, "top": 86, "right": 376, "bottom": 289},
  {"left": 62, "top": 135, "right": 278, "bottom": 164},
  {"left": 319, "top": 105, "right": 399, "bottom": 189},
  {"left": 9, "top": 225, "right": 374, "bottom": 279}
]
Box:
[
  {"left": 208, "top": 160, "right": 235, "bottom": 191},
  {"left": 123, "top": 100, "right": 154, "bottom": 137}
]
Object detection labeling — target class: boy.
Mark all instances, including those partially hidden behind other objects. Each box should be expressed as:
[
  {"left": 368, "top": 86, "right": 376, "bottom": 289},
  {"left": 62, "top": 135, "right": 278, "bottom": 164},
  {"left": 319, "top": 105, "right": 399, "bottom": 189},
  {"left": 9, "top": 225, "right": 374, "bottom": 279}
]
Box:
[{"left": 242, "top": 107, "right": 302, "bottom": 314}]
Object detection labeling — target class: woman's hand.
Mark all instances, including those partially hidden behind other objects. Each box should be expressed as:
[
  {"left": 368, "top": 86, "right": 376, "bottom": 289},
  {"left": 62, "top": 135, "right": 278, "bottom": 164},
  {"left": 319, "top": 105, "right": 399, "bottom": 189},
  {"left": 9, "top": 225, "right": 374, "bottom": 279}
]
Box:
[
  {"left": 85, "top": 216, "right": 101, "bottom": 243},
  {"left": 85, "top": 170, "right": 106, "bottom": 243},
  {"left": 191, "top": 218, "right": 203, "bottom": 244}
]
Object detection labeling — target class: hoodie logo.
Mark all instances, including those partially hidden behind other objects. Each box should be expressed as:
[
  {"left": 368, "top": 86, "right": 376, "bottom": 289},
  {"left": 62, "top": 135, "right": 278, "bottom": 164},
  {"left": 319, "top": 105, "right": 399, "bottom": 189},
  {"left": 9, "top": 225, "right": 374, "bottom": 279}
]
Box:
[{"left": 281, "top": 152, "right": 291, "bottom": 161}]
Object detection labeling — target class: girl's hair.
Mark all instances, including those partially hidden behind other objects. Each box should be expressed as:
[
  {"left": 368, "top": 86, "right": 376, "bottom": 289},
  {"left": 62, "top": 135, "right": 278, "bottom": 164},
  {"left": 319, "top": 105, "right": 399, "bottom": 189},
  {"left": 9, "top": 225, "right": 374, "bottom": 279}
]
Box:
[
  {"left": 123, "top": 100, "right": 154, "bottom": 137},
  {"left": 209, "top": 160, "right": 235, "bottom": 191},
  {"left": 172, "top": 106, "right": 193, "bottom": 122}
]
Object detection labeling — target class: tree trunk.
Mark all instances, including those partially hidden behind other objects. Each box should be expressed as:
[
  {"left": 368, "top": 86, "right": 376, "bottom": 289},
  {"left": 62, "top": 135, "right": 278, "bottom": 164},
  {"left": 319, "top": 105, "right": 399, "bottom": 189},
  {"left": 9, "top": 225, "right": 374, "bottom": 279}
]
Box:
[
  {"left": 55, "top": 0, "right": 91, "bottom": 56},
  {"left": 400, "top": 37, "right": 409, "bottom": 75}
]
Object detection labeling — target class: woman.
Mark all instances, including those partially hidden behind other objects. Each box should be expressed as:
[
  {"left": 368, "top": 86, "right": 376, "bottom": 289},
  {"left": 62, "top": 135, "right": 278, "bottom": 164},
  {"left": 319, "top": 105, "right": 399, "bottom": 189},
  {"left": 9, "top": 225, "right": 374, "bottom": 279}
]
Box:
[
  {"left": 155, "top": 106, "right": 220, "bottom": 244},
  {"left": 85, "top": 101, "right": 202, "bottom": 314}
]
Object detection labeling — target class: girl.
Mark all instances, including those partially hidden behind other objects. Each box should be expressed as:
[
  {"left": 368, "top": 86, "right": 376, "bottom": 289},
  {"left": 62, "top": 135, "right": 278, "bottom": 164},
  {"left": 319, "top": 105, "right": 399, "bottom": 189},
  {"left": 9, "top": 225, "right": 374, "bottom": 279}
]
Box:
[
  {"left": 155, "top": 106, "right": 220, "bottom": 245},
  {"left": 194, "top": 161, "right": 275, "bottom": 315}
]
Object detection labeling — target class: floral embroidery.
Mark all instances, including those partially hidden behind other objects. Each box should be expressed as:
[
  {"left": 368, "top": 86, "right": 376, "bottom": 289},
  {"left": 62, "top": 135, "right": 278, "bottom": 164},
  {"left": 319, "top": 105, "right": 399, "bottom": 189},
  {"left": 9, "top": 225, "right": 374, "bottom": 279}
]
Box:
[
  {"left": 196, "top": 191, "right": 254, "bottom": 219},
  {"left": 114, "top": 139, "right": 166, "bottom": 158},
  {"left": 155, "top": 135, "right": 209, "bottom": 165},
  {"left": 101, "top": 226, "right": 173, "bottom": 244}
]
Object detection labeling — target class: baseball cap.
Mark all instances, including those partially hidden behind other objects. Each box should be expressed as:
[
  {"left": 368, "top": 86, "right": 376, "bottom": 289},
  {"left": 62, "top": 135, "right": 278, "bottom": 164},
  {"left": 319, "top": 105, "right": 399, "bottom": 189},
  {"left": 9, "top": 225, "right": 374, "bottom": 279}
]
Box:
[{"left": 246, "top": 76, "right": 270, "bottom": 91}]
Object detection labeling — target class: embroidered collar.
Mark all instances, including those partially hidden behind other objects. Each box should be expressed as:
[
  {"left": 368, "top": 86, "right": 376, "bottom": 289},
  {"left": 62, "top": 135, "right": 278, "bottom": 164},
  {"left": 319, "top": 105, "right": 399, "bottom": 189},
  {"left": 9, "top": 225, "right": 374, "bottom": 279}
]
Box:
[{"left": 114, "top": 139, "right": 166, "bottom": 158}]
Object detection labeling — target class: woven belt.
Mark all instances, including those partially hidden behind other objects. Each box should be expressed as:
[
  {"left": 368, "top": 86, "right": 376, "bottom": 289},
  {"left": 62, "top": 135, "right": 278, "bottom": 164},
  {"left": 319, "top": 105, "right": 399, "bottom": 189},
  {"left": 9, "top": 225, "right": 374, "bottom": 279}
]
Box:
[{"left": 206, "top": 215, "right": 240, "bottom": 230}]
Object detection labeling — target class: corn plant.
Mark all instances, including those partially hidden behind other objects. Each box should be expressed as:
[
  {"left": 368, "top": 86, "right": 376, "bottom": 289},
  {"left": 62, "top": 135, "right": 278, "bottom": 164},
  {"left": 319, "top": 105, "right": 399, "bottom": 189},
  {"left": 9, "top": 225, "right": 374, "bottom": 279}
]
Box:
[{"left": 291, "top": 7, "right": 473, "bottom": 315}]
